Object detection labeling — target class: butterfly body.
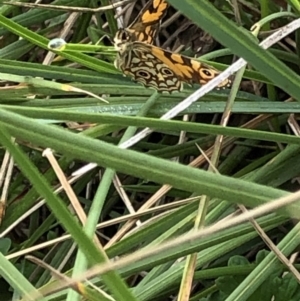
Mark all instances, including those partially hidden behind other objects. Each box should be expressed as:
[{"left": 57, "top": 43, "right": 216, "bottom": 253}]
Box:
[{"left": 113, "top": 0, "right": 231, "bottom": 93}]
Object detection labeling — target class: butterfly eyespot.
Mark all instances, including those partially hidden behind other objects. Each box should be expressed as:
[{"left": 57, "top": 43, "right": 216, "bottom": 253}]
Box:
[
  {"left": 203, "top": 69, "right": 212, "bottom": 76},
  {"left": 160, "top": 67, "right": 173, "bottom": 75},
  {"left": 137, "top": 70, "right": 151, "bottom": 78}
]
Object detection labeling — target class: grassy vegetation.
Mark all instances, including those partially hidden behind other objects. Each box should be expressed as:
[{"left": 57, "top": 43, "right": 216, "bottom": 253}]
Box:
[{"left": 1, "top": 0, "right": 300, "bottom": 300}]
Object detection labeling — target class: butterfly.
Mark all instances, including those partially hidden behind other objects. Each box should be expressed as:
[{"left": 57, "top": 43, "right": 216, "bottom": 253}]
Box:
[{"left": 113, "top": 0, "right": 231, "bottom": 93}]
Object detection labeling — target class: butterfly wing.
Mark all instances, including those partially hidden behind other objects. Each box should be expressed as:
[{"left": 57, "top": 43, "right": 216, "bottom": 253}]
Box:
[
  {"left": 115, "top": 41, "right": 231, "bottom": 92},
  {"left": 150, "top": 46, "right": 232, "bottom": 89},
  {"left": 115, "top": 0, "right": 169, "bottom": 44},
  {"left": 115, "top": 42, "right": 182, "bottom": 93}
]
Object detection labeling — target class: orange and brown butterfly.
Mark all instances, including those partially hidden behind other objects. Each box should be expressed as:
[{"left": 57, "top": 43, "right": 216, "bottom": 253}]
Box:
[
  {"left": 114, "top": 0, "right": 169, "bottom": 45},
  {"left": 114, "top": 0, "right": 231, "bottom": 93}
]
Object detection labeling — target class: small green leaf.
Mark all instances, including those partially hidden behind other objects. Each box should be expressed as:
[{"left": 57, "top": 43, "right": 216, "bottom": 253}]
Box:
[
  {"left": 228, "top": 255, "right": 250, "bottom": 266},
  {"left": 0, "top": 238, "right": 11, "bottom": 255}
]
